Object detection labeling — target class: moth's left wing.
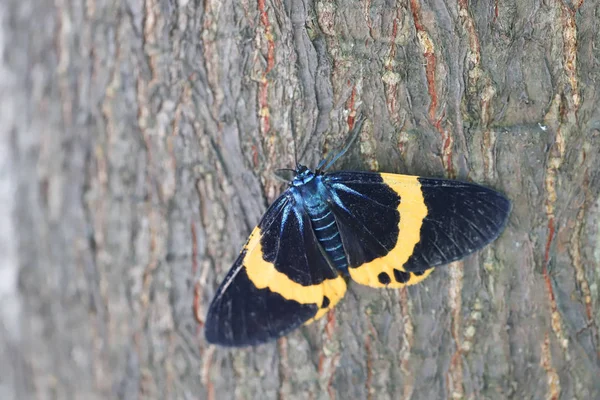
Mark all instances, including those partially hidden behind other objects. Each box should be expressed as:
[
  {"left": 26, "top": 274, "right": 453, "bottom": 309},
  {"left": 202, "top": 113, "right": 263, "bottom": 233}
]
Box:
[
  {"left": 324, "top": 171, "right": 511, "bottom": 288},
  {"left": 205, "top": 195, "right": 346, "bottom": 347}
]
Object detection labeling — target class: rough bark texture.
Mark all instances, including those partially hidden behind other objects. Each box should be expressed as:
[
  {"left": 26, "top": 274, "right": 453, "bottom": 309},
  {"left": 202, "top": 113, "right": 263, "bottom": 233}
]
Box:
[{"left": 1, "top": 0, "right": 600, "bottom": 399}]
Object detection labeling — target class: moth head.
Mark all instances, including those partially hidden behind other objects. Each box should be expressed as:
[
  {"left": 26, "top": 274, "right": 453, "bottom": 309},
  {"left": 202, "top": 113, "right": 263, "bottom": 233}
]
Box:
[{"left": 291, "top": 164, "right": 315, "bottom": 186}]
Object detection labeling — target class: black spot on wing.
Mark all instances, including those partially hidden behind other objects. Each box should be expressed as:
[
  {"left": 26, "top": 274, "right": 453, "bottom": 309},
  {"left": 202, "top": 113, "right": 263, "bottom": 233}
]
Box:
[
  {"left": 403, "top": 178, "right": 511, "bottom": 271},
  {"left": 324, "top": 178, "right": 400, "bottom": 268},
  {"left": 393, "top": 269, "right": 410, "bottom": 283},
  {"left": 259, "top": 196, "right": 337, "bottom": 286},
  {"left": 205, "top": 257, "right": 318, "bottom": 347},
  {"left": 378, "top": 272, "right": 391, "bottom": 284}
]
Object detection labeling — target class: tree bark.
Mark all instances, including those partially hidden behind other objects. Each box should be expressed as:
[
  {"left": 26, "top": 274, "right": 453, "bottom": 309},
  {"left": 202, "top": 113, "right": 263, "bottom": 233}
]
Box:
[{"left": 1, "top": 0, "right": 599, "bottom": 399}]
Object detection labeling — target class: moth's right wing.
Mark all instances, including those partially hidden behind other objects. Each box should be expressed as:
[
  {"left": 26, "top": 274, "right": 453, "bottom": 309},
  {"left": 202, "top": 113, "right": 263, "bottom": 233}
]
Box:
[{"left": 324, "top": 172, "right": 511, "bottom": 288}]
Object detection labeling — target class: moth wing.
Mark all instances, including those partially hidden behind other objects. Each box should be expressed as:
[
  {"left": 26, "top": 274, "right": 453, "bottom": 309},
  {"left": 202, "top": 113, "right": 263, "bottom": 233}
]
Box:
[
  {"left": 205, "top": 195, "right": 346, "bottom": 347},
  {"left": 324, "top": 172, "right": 511, "bottom": 288}
]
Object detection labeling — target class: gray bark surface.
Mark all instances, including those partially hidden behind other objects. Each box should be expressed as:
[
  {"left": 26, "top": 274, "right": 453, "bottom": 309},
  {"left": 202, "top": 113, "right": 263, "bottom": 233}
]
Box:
[{"left": 1, "top": 0, "right": 600, "bottom": 399}]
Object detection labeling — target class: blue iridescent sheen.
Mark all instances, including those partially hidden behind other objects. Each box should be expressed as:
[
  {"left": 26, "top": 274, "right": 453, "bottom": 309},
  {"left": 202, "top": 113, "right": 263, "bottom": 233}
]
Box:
[{"left": 290, "top": 166, "right": 349, "bottom": 273}]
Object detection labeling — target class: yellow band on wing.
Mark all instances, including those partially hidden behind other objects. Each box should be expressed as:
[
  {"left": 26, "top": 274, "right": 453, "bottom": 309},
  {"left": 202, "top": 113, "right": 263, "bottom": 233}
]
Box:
[
  {"left": 305, "top": 276, "right": 347, "bottom": 324},
  {"left": 348, "top": 174, "right": 430, "bottom": 288},
  {"left": 244, "top": 228, "right": 346, "bottom": 308}
]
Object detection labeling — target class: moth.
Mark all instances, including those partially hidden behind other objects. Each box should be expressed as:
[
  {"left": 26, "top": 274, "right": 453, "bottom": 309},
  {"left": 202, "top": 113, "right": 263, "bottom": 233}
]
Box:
[{"left": 205, "top": 115, "right": 511, "bottom": 346}]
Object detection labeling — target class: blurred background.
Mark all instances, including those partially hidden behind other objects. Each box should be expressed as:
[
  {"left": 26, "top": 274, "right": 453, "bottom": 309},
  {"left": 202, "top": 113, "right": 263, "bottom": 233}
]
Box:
[{"left": 1, "top": 0, "right": 599, "bottom": 399}]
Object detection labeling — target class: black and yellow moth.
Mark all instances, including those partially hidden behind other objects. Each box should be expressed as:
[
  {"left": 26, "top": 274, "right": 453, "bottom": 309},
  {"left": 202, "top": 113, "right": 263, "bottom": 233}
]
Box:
[{"left": 205, "top": 116, "right": 511, "bottom": 347}]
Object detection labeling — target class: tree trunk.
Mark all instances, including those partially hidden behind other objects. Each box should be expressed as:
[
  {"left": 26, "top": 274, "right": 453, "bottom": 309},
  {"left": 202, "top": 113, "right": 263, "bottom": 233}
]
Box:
[{"left": 2, "top": 0, "right": 599, "bottom": 399}]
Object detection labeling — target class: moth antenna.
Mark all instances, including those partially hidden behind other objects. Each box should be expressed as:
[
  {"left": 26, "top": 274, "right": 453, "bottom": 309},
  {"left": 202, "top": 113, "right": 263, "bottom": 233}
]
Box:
[
  {"left": 291, "top": 115, "right": 299, "bottom": 168},
  {"left": 323, "top": 113, "right": 366, "bottom": 171},
  {"left": 273, "top": 168, "right": 297, "bottom": 183},
  {"left": 272, "top": 172, "right": 292, "bottom": 184}
]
